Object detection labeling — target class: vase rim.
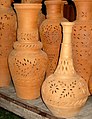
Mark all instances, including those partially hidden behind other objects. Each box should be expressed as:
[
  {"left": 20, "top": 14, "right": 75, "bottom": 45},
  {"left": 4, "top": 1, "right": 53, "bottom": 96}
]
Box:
[
  {"left": 45, "top": 0, "right": 61, "bottom": 5},
  {"left": 61, "top": 22, "right": 75, "bottom": 26},
  {"left": 14, "top": 3, "right": 41, "bottom": 9}
]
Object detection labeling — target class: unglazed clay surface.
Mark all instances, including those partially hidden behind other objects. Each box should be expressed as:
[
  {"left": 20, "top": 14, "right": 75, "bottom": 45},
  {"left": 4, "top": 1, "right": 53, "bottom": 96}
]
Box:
[
  {"left": 0, "top": 0, "right": 16, "bottom": 87},
  {"left": 8, "top": 3, "right": 48, "bottom": 100},
  {"left": 72, "top": 0, "right": 92, "bottom": 89},
  {"left": 21, "top": 0, "right": 46, "bottom": 39},
  {"left": 41, "top": 22, "right": 89, "bottom": 118},
  {"left": 40, "top": 0, "right": 63, "bottom": 77}
]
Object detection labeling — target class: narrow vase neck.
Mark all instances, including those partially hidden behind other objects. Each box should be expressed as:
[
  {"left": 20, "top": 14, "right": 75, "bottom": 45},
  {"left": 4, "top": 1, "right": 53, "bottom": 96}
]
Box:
[
  {"left": 60, "top": 22, "right": 74, "bottom": 59},
  {"left": 14, "top": 4, "right": 41, "bottom": 32},
  {"left": 75, "top": 1, "right": 92, "bottom": 21},
  {"left": 55, "top": 22, "right": 75, "bottom": 75},
  {"left": 45, "top": 1, "right": 62, "bottom": 19}
]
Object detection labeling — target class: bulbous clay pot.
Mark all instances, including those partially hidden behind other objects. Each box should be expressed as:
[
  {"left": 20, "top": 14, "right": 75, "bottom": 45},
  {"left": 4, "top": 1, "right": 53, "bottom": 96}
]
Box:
[
  {"left": 72, "top": 0, "right": 92, "bottom": 91},
  {"left": 0, "top": 0, "right": 16, "bottom": 87},
  {"left": 41, "top": 22, "right": 89, "bottom": 118},
  {"left": 8, "top": 3, "right": 48, "bottom": 100},
  {"left": 40, "top": 0, "right": 64, "bottom": 77}
]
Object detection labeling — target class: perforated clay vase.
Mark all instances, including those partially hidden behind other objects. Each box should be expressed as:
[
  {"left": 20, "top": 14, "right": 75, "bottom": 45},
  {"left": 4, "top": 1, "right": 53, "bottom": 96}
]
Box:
[
  {"left": 8, "top": 3, "right": 48, "bottom": 100},
  {"left": 40, "top": 0, "right": 64, "bottom": 77},
  {"left": 0, "top": 0, "right": 16, "bottom": 87},
  {"left": 72, "top": 0, "right": 92, "bottom": 92},
  {"left": 41, "top": 22, "right": 89, "bottom": 118}
]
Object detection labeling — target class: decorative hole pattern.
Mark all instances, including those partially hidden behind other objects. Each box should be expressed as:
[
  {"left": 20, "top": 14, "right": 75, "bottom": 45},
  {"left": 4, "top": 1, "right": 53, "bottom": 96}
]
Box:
[
  {"left": 0, "top": 1, "right": 16, "bottom": 87},
  {"left": 9, "top": 52, "right": 47, "bottom": 85},
  {"left": 40, "top": 20, "right": 62, "bottom": 45},
  {"left": 40, "top": 19, "right": 62, "bottom": 76},
  {"left": 0, "top": 8, "right": 16, "bottom": 57},
  {"left": 17, "top": 31, "right": 38, "bottom": 42},
  {"left": 56, "top": 59, "right": 75, "bottom": 75},
  {"left": 45, "top": 50, "right": 60, "bottom": 77},
  {"left": 81, "top": 11, "right": 87, "bottom": 18},
  {"left": 72, "top": 24, "right": 92, "bottom": 83},
  {"left": 42, "top": 75, "right": 89, "bottom": 107}
]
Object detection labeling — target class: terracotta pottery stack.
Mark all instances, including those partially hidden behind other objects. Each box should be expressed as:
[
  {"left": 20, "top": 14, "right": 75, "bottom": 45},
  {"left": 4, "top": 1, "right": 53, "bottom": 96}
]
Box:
[
  {"left": 8, "top": 3, "right": 48, "bottom": 100},
  {"left": 41, "top": 21, "right": 89, "bottom": 118},
  {"left": 72, "top": 0, "right": 92, "bottom": 93},
  {"left": 40, "top": 0, "right": 65, "bottom": 77},
  {"left": 0, "top": 0, "right": 16, "bottom": 87}
]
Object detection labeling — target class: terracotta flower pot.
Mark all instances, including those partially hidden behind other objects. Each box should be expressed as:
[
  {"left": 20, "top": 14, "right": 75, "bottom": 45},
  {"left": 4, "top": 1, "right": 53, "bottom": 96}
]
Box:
[
  {"left": 0, "top": 0, "right": 16, "bottom": 87},
  {"left": 40, "top": 0, "right": 66, "bottom": 77},
  {"left": 8, "top": 3, "right": 48, "bottom": 100},
  {"left": 72, "top": 0, "right": 92, "bottom": 93},
  {"left": 41, "top": 21, "right": 89, "bottom": 118}
]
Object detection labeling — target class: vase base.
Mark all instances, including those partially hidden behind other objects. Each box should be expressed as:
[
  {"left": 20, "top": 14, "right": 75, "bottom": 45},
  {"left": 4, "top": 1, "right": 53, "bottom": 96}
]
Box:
[
  {"left": 15, "top": 85, "right": 40, "bottom": 100},
  {"left": 46, "top": 103, "right": 84, "bottom": 118}
]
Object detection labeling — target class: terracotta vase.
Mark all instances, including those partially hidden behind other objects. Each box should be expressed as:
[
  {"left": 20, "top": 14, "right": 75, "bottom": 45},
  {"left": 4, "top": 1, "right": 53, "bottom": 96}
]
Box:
[
  {"left": 41, "top": 22, "right": 89, "bottom": 118},
  {"left": 8, "top": 3, "right": 48, "bottom": 100},
  {"left": 40, "top": 0, "right": 65, "bottom": 77},
  {"left": 72, "top": 0, "right": 92, "bottom": 92},
  {"left": 0, "top": 0, "right": 16, "bottom": 87}
]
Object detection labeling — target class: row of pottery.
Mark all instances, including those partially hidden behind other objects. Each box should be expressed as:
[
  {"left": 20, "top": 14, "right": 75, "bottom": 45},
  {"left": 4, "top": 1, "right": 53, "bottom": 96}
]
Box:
[{"left": 0, "top": 0, "right": 91, "bottom": 118}]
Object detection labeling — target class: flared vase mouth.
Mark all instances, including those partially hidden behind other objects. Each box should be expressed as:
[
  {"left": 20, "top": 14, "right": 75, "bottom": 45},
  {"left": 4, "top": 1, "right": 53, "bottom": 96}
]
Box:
[{"left": 14, "top": 3, "right": 42, "bottom": 9}]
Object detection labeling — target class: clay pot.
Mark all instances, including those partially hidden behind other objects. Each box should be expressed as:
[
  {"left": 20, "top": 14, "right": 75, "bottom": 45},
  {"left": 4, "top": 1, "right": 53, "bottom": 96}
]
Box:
[
  {"left": 41, "top": 21, "right": 89, "bottom": 118},
  {"left": 40, "top": 0, "right": 65, "bottom": 77},
  {"left": 0, "top": 0, "right": 16, "bottom": 87},
  {"left": 8, "top": 3, "right": 48, "bottom": 100},
  {"left": 72, "top": 0, "right": 92, "bottom": 91}
]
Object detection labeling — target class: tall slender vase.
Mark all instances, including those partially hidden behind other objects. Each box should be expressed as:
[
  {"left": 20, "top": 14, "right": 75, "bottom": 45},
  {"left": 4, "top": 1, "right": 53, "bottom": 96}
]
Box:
[
  {"left": 0, "top": 0, "right": 16, "bottom": 87},
  {"left": 41, "top": 22, "right": 89, "bottom": 118},
  {"left": 72, "top": 0, "right": 92, "bottom": 91},
  {"left": 40, "top": 0, "right": 64, "bottom": 77},
  {"left": 8, "top": 3, "right": 48, "bottom": 100}
]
